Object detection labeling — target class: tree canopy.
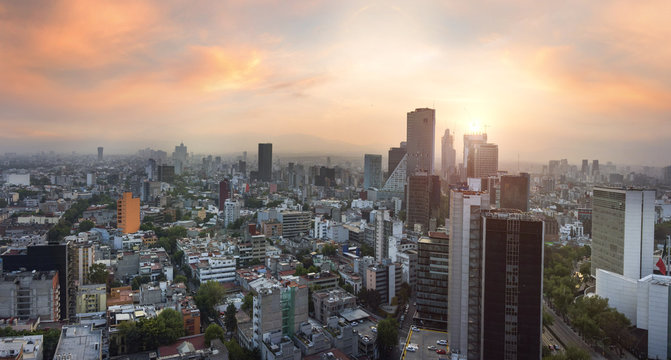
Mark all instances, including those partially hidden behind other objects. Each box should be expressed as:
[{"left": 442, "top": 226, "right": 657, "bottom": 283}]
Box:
[
  {"left": 204, "top": 324, "right": 225, "bottom": 346},
  {"left": 196, "top": 281, "right": 226, "bottom": 320},
  {"left": 376, "top": 317, "right": 399, "bottom": 356},
  {"left": 88, "top": 263, "right": 109, "bottom": 285}
]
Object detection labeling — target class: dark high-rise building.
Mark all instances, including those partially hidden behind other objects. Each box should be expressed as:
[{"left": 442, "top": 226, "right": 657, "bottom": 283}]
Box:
[
  {"left": 441, "top": 129, "right": 456, "bottom": 182},
  {"left": 258, "top": 143, "right": 272, "bottom": 181},
  {"left": 416, "top": 232, "right": 449, "bottom": 330},
  {"left": 364, "top": 154, "right": 382, "bottom": 189},
  {"left": 592, "top": 159, "right": 600, "bottom": 177},
  {"left": 665, "top": 166, "right": 671, "bottom": 185},
  {"left": 480, "top": 211, "right": 544, "bottom": 360},
  {"left": 500, "top": 173, "right": 530, "bottom": 211},
  {"left": 238, "top": 160, "right": 247, "bottom": 177},
  {"left": 2, "top": 244, "right": 70, "bottom": 320},
  {"left": 406, "top": 174, "right": 440, "bottom": 233},
  {"left": 406, "top": 108, "right": 435, "bottom": 177},
  {"left": 157, "top": 165, "right": 175, "bottom": 183},
  {"left": 466, "top": 143, "right": 498, "bottom": 178},
  {"left": 582, "top": 159, "right": 589, "bottom": 175},
  {"left": 315, "top": 167, "right": 335, "bottom": 187},
  {"left": 388, "top": 142, "right": 407, "bottom": 175},
  {"left": 219, "top": 179, "right": 230, "bottom": 208},
  {"left": 97, "top": 147, "right": 103, "bottom": 161}
]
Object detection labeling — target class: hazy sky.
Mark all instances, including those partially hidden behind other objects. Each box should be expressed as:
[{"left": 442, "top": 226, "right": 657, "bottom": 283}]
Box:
[{"left": 1, "top": 0, "right": 670, "bottom": 166}]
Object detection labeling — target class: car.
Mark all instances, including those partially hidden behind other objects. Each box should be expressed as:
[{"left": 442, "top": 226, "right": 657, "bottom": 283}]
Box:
[
  {"left": 437, "top": 339, "right": 448, "bottom": 346},
  {"left": 371, "top": 327, "right": 377, "bottom": 333},
  {"left": 406, "top": 345, "right": 417, "bottom": 352},
  {"left": 427, "top": 345, "right": 437, "bottom": 351},
  {"left": 436, "top": 349, "right": 447, "bottom": 354},
  {"left": 554, "top": 345, "right": 560, "bottom": 350},
  {"left": 351, "top": 321, "right": 358, "bottom": 326}
]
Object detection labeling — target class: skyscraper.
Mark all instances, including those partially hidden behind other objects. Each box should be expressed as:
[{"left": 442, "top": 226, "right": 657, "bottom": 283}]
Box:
[
  {"left": 441, "top": 129, "right": 456, "bottom": 182},
  {"left": 388, "top": 142, "right": 407, "bottom": 176},
  {"left": 363, "top": 154, "right": 382, "bottom": 189},
  {"left": 97, "top": 147, "right": 103, "bottom": 161},
  {"left": 462, "top": 133, "right": 487, "bottom": 179},
  {"left": 591, "top": 187, "right": 655, "bottom": 279},
  {"left": 480, "top": 210, "right": 544, "bottom": 360},
  {"left": 500, "top": 173, "right": 530, "bottom": 211},
  {"left": 581, "top": 159, "right": 589, "bottom": 175},
  {"left": 173, "top": 142, "right": 188, "bottom": 175},
  {"left": 466, "top": 143, "right": 498, "bottom": 178},
  {"left": 258, "top": 143, "right": 273, "bottom": 182},
  {"left": 448, "top": 190, "right": 490, "bottom": 358},
  {"left": 416, "top": 232, "right": 449, "bottom": 330},
  {"left": 406, "top": 173, "right": 441, "bottom": 233},
  {"left": 406, "top": 108, "right": 435, "bottom": 177},
  {"left": 117, "top": 192, "right": 140, "bottom": 234},
  {"left": 592, "top": 159, "right": 600, "bottom": 177},
  {"left": 219, "top": 179, "right": 230, "bottom": 208}
]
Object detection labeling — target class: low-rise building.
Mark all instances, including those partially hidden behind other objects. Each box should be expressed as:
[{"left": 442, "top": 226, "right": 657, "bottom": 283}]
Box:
[
  {"left": 54, "top": 325, "right": 102, "bottom": 360},
  {"left": 0, "top": 270, "right": 60, "bottom": 321},
  {"left": 299, "top": 271, "right": 338, "bottom": 291},
  {"left": 76, "top": 284, "right": 107, "bottom": 315},
  {"left": 312, "top": 289, "right": 356, "bottom": 324},
  {"left": 0, "top": 335, "right": 43, "bottom": 360}
]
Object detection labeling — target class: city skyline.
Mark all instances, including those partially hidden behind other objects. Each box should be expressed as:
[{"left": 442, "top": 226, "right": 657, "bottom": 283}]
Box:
[{"left": 1, "top": 1, "right": 670, "bottom": 166}]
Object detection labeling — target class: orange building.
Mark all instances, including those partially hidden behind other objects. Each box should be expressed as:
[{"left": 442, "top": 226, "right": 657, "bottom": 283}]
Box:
[{"left": 117, "top": 192, "right": 140, "bottom": 234}]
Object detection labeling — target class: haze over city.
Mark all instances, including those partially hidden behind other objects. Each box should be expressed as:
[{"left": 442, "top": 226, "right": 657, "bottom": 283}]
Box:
[{"left": 1, "top": 0, "right": 670, "bottom": 165}]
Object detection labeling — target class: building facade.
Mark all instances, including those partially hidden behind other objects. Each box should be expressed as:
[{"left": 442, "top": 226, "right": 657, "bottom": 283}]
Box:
[
  {"left": 258, "top": 143, "right": 273, "bottom": 182},
  {"left": 415, "top": 232, "right": 449, "bottom": 330},
  {"left": 406, "top": 108, "right": 435, "bottom": 177},
  {"left": 117, "top": 192, "right": 140, "bottom": 234},
  {"left": 499, "top": 174, "right": 530, "bottom": 212},
  {"left": 363, "top": 154, "right": 383, "bottom": 189},
  {"left": 591, "top": 187, "right": 655, "bottom": 279}
]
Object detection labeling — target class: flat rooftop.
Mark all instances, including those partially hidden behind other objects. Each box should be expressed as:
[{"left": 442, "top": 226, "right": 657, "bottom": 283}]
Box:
[
  {"left": 401, "top": 327, "right": 449, "bottom": 360},
  {"left": 54, "top": 325, "right": 102, "bottom": 360}
]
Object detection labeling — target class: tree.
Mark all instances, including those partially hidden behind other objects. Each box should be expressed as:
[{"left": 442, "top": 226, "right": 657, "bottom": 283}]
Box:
[
  {"left": 543, "top": 310, "right": 554, "bottom": 327},
  {"left": 321, "top": 244, "right": 337, "bottom": 256},
  {"left": 174, "top": 275, "right": 188, "bottom": 284},
  {"left": 224, "top": 303, "right": 238, "bottom": 333},
  {"left": 88, "top": 263, "right": 109, "bottom": 285},
  {"left": 132, "top": 275, "right": 151, "bottom": 290},
  {"left": 376, "top": 317, "right": 399, "bottom": 356},
  {"left": 295, "top": 264, "right": 308, "bottom": 276},
  {"left": 77, "top": 219, "right": 95, "bottom": 232},
  {"left": 158, "top": 308, "right": 185, "bottom": 344},
  {"left": 196, "top": 281, "right": 226, "bottom": 320},
  {"left": 542, "top": 345, "right": 590, "bottom": 360},
  {"left": 205, "top": 324, "right": 225, "bottom": 346},
  {"left": 360, "top": 243, "right": 374, "bottom": 257},
  {"left": 342, "top": 283, "right": 354, "bottom": 294},
  {"left": 579, "top": 261, "right": 591, "bottom": 277},
  {"left": 241, "top": 293, "right": 254, "bottom": 316}
]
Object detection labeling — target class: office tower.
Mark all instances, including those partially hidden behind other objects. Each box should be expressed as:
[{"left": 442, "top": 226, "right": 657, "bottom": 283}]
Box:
[
  {"left": 258, "top": 143, "right": 273, "bottom": 182},
  {"left": 172, "top": 142, "right": 187, "bottom": 175},
  {"left": 548, "top": 160, "right": 560, "bottom": 176},
  {"left": 416, "top": 232, "right": 449, "bottom": 330},
  {"left": 373, "top": 210, "right": 401, "bottom": 262},
  {"left": 388, "top": 142, "right": 407, "bottom": 176},
  {"left": 279, "top": 211, "right": 311, "bottom": 239},
  {"left": 157, "top": 165, "right": 175, "bottom": 183},
  {"left": 219, "top": 179, "right": 230, "bottom": 208},
  {"left": 591, "top": 187, "right": 655, "bottom": 278},
  {"left": 448, "top": 190, "right": 490, "bottom": 358},
  {"left": 463, "top": 133, "right": 487, "bottom": 179},
  {"left": 406, "top": 174, "right": 441, "bottom": 233},
  {"left": 97, "top": 147, "right": 103, "bottom": 161},
  {"left": 592, "top": 159, "right": 600, "bottom": 177},
  {"left": 441, "top": 129, "right": 456, "bottom": 181},
  {"left": 665, "top": 166, "right": 671, "bottom": 185},
  {"left": 251, "top": 279, "right": 308, "bottom": 347},
  {"left": 71, "top": 242, "right": 94, "bottom": 286},
  {"left": 86, "top": 173, "right": 96, "bottom": 187},
  {"left": 146, "top": 159, "right": 157, "bottom": 181},
  {"left": 466, "top": 143, "right": 498, "bottom": 178},
  {"left": 480, "top": 211, "right": 544, "bottom": 360},
  {"left": 117, "top": 192, "right": 140, "bottom": 234},
  {"left": 406, "top": 108, "right": 435, "bottom": 177},
  {"left": 238, "top": 160, "right": 247, "bottom": 176},
  {"left": 500, "top": 173, "right": 530, "bottom": 211},
  {"left": 2, "top": 244, "right": 69, "bottom": 320},
  {"left": 364, "top": 154, "right": 383, "bottom": 189},
  {"left": 582, "top": 159, "right": 589, "bottom": 175}
]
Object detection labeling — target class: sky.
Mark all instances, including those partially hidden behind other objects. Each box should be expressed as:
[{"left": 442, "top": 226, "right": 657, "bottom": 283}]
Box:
[{"left": 1, "top": 0, "right": 670, "bottom": 166}]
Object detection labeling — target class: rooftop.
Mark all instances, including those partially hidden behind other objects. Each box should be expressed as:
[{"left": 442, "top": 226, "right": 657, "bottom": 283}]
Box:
[{"left": 54, "top": 325, "right": 102, "bottom": 360}]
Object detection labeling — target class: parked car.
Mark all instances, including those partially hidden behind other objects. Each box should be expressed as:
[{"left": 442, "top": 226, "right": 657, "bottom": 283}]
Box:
[
  {"left": 436, "top": 349, "right": 447, "bottom": 354},
  {"left": 427, "top": 345, "right": 437, "bottom": 351},
  {"left": 437, "top": 339, "right": 448, "bottom": 346}
]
